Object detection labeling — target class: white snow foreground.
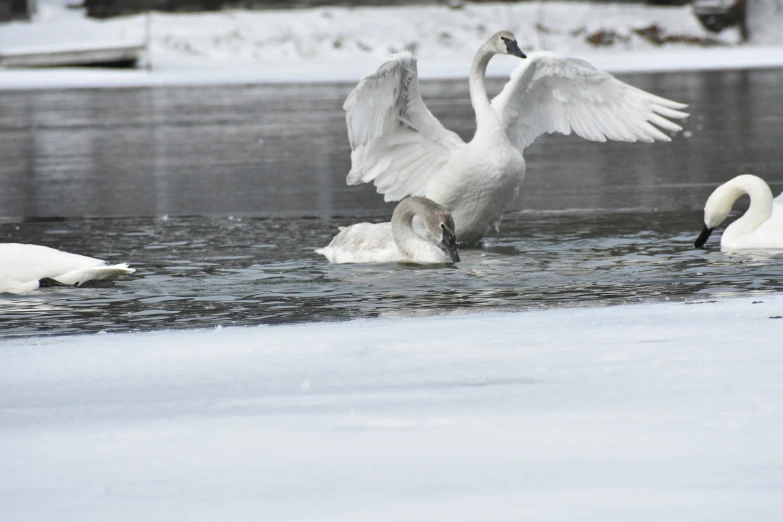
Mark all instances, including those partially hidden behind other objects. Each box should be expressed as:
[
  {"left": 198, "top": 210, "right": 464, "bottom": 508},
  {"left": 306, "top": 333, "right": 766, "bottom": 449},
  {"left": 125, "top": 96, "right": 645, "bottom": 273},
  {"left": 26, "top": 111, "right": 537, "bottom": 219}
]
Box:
[
  {"left": 1, "top": 295, "right": 783, "bottom": 521},
  {"left": 1, "top": 1, "right": 783, "bottom": 89}
]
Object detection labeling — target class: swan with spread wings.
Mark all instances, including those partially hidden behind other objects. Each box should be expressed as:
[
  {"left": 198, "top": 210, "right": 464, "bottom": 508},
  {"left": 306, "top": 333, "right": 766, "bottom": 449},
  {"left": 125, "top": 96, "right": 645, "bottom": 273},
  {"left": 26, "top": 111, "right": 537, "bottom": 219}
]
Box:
[{"left": 344, "top": 31, "right": 689, "bottom": 245}]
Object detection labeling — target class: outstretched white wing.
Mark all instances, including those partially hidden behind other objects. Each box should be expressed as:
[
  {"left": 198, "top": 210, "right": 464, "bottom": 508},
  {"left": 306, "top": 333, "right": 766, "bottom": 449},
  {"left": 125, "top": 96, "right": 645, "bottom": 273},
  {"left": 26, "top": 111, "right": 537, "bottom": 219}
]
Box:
[
  {"left": 491, "top": 51, "right": 689, "bottom": 152},
  {"left": 344, "top": 52, "right": 464, "bottom": 201}
]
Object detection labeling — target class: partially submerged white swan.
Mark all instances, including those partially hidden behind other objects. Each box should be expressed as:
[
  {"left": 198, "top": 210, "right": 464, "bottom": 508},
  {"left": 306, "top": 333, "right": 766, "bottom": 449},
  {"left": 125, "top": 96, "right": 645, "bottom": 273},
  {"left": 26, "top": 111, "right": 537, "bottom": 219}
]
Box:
[
  {"left": 316, "top": 196, "right": 460, "bottom": 264},
  {"left": 694, "top": 174, "right": 783, "bottom": 250},
  {"left": 0, "top": 243, "right": 135, "bottom": 294},
  {"left": 344, "top": 31, "right": 688, "bottom": 245}
]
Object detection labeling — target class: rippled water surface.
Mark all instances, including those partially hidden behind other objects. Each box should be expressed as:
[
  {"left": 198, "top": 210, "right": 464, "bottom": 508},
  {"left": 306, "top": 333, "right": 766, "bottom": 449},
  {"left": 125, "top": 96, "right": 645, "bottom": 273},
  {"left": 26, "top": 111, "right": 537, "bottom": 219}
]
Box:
[
  {"left": 2, "top": 210, "right": 782, "bottom": 338},
  {"left": 2, "top": 68, "right": 783, "bottom": 338}
]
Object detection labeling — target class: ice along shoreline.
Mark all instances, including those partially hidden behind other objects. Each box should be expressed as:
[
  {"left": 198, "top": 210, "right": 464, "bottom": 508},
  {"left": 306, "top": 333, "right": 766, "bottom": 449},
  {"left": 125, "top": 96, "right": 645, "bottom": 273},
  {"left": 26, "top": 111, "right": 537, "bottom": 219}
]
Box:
[
  {"left": 3, "top": 292, "right": 782, "bottom": 348},
  {"left": 1, "top": 45, "right": 783, "bottom": 91},
  {"left": 1, "top": 293, "right": 782, "bottom": 521}
]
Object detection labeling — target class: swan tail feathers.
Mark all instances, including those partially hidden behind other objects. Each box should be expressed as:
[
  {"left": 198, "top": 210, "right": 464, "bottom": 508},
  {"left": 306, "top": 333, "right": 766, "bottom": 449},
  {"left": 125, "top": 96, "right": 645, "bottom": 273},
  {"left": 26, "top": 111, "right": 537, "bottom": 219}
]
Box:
[
  {"left": 94, "top": 264, "right": 136, "bottom": 278},
  {"left": 315, "top": 247, "right": 337, "bottom": 263},
  {"left": 55, "top": 264, "right": 135, "bottom": 287}
]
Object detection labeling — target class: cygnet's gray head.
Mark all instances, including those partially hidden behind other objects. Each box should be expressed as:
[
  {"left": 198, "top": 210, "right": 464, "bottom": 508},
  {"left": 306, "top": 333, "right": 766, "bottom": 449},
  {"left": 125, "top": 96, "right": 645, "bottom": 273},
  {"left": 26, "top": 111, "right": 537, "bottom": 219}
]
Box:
[
  {"left": 411, "top": 197, "right": 460, "bottom": 263},
  {"left": 486, "top": 30, "right": 526, "bottom": 59}
]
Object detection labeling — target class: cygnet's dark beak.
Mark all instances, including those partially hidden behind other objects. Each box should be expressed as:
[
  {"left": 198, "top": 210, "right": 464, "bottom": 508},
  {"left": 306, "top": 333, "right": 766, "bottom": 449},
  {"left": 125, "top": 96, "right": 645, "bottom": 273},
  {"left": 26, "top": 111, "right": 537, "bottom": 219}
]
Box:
[
  {"left": 441, "top": 229, "right": 460, "bottom": 263},
  {"left": 694, "top": 224, "right": 714, "bottom": 248},
  {"left": 502, "top": 37, "right": 526, "bottom": 59}
]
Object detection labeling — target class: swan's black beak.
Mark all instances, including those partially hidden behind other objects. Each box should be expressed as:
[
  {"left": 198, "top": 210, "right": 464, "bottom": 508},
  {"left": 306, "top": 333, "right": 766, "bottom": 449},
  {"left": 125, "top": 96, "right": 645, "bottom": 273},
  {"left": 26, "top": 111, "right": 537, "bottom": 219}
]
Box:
[
  {"left": 502, "top": 37, "right": 526, "bottom": 59},
  {"left": 441, "top": 229, "right": 460, "bottom": 263},
  {"left": 694, "top": 224, "right": 714, "bottom": 248}
]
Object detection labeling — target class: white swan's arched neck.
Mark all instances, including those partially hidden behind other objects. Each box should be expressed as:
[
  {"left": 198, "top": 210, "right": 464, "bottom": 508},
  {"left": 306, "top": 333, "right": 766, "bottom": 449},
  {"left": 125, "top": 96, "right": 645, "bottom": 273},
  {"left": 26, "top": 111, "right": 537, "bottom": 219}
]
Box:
[
  {"left": 391, "top": 198, "right": 441, "bottom": 261},
  {"left": 469, "top": 44, "right": 504, "bottom": 140},
  {"left": 717, "top": 174, "right": 774, "bottom": 235}
]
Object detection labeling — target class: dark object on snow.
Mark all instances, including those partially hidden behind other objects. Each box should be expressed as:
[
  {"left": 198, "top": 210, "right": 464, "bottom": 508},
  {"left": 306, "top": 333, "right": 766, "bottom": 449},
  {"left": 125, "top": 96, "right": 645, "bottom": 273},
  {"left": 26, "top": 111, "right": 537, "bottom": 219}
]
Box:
[
  {"left": 83, "top": 0, "right": 531, "bottom": 19},
  {"left": 0, "top": 42, "right": 144, "bottom": 69},
  {"left": 693, "top": 0, "right": 748, "bottom": 41},
  {"left": 0, "top": 0, "right": 35, "bottom": 21},
  {"left": 586, "top": 23, "right": 723, "bottom": 48}
]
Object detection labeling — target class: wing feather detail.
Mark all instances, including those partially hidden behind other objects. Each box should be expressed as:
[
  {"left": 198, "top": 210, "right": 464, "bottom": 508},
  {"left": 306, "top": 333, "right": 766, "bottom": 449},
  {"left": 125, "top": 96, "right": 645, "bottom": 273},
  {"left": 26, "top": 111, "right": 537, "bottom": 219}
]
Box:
[
  {"left": 343, "top": 52, "right": 464, "bottom": 202},
  {"left": 491, "top": 51, "right": 689, "bottom": 151}
]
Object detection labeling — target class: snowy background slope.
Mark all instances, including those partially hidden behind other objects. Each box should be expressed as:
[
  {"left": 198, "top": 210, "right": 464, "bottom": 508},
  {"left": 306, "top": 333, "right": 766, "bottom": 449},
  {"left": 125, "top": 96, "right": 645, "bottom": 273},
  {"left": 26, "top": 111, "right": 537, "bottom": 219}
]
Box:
[
  {"left": 2, "top": 1, "right": 782, "bottom": 88},
  {"left": 146, "top": 2, "right": 742, "bottom": 67},
  {"left": 1, "top": 295, "right": 783, "bottom": 521}
]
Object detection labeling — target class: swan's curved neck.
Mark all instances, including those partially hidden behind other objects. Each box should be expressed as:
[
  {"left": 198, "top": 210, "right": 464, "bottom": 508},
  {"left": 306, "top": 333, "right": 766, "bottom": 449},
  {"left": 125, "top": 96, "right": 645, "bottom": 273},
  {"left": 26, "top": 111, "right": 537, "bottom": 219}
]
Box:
[
  {"left": 469, "top": 44, "right": 503, "bottom": 139},
  {"left": 722, "top": 175, "right": 774, "bottom": 234},
  {"left": 391, "top": 198, "right": 438, "bottom": 260}
]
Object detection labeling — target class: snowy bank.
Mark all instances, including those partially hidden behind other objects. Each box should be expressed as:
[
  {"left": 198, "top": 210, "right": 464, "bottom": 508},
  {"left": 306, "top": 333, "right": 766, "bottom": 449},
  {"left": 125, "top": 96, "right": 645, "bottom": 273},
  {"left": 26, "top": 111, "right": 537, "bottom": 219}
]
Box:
[
  {"left": 1, "top": 295, "right": 782, "bottom": 521},
  {"left": 1, "top": 1, "right": 782, "bottom": 89}
]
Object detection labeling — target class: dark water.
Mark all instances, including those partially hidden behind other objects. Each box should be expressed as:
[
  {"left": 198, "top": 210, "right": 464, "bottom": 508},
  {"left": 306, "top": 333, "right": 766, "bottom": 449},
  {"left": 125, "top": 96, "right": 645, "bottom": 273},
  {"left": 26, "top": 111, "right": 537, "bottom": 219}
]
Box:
[
  {"left": 2, "top": 210, "right": 782, "bottom": 338},
  {"left": 1, "top": 68, "right": 783, "bottom": 338},
  {"left": 2, "top": 69, "right": 782, "bottom": 217}
]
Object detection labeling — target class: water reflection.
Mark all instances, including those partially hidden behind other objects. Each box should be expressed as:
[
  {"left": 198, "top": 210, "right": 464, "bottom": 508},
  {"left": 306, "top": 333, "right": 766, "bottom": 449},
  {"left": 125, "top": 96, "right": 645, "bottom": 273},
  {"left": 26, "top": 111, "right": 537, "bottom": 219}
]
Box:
[{"left": 1, "top": 69, "right": 782, "bottom": 218}]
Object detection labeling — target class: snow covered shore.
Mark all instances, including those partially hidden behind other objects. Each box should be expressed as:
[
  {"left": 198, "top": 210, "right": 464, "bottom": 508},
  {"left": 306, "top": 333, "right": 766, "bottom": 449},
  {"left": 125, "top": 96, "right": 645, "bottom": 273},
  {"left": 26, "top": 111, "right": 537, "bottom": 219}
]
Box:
[
  {"left": 1, "top": 294, "right": 782, "bottom": 520},
  {"left": 1, "top": 1, "right": 782, "bottom": 89}
]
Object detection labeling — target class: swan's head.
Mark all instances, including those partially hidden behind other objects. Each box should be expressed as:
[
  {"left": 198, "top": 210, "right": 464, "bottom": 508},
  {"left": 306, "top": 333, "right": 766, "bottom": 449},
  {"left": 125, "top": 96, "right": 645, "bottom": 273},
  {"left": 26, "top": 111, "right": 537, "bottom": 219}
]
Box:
[
  {"left": 419, "top": 201, "right": 460, "bottom": 263},
  {"left": 438, "top": 220, "right": 460, "bottom": 263},
  {"left": 488, "top": 31, "right": 526, "bottom": 59},
  {"left": 425, "top": 214, "right": 459, "bottom": 263},
  {"left": 694, "top": 179, "right": 746, "bottom": 248},
  {"left": 398, "top": 197, "right": 461, "bottom": 263}
]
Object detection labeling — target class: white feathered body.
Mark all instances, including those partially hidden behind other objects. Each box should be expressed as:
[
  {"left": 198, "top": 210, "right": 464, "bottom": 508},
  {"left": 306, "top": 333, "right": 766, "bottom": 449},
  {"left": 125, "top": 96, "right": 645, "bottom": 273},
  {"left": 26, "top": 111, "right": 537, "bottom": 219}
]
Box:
[
  {"left": 0, "top": 243, "right": 135, "bottom": 294},
  {"left": 343, "top": 44, "right": 688, "bottom": 245},
  {"left": 721, "top": 193, "right": 783, "bottom": 250},
  {"left": 424, "top": 134, "right": 526, "bottom": 245},
  {"left": 316, "top": 222, "right": 450, "bottom": 264}
]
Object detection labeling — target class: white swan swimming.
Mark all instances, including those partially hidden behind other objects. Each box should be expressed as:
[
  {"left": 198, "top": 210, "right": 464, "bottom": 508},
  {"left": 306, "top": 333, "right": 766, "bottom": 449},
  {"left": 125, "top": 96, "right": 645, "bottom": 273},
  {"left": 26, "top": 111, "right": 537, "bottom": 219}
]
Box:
[
  {"left": 344, "top": 31, "right": 689, "bottom": 245},
  {"left": 316, "top": 196, "right": 460, "bottom": 264},
  {"left": 694, "top": 174, "right": 783, "bottom": 250},
  {"left": 0, "top": 243, "right": 135, "bottom": 294}
]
